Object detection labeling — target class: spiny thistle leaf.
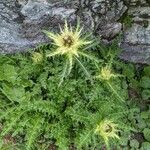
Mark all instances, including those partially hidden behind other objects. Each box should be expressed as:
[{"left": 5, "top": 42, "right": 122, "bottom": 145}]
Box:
[{"left": 26, "top": 116, "right": 44, "bottom": 150}]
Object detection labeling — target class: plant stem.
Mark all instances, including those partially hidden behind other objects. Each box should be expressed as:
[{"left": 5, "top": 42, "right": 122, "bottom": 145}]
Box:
[
  {"left": 74, "top": 56, "right": 91, "bottom": 78},
  {"left": 58, "top": 60, "right": 68, "bottom": 87},
  {"left": 106, "top": 81, "right": 124, "bottom": 102}
]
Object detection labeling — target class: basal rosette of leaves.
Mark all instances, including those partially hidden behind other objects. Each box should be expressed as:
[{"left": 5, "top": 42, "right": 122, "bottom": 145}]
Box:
[{"left": 0, "top": 22, "right": 142, "bottom": 150}]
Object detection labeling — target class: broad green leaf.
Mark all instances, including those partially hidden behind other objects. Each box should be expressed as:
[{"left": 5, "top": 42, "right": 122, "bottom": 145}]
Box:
[
  {"left": 141, "top": 142, "right": 150, "bottom": 150},
  {"left": 0, "top": 64, "right": 17, "bottom": 83},
  {"left": 1, "top": 83, "right": 25, "bottom": 102},
  {"left": 140, "top": 76, "right": 150, "bottom": 89},
  {"left": 130, "top": 139, "right": 139, "bottom": 148},
  {"left": 143, "top": 128, "right": 150, "bottom": 142}
]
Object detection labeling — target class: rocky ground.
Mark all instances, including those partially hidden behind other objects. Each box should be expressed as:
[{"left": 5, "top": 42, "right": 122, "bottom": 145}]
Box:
[{"left": 0, "top": 0, "right": 150, "bottom": 64}]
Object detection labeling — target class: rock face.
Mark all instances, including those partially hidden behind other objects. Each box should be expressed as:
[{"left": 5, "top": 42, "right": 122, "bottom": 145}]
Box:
[
  {"left": 0, "top": 0, "right": 150, "bottom": 64},
  {"left": 0, "top": 0, "right": 76, "bottom": 53},
  {"left": 120, "top": 1, "right": 150, "bottom": 64}
]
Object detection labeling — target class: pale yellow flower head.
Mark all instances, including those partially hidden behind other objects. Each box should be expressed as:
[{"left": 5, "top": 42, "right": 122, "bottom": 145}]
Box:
[
  {"left": 95, "top": 119, "right": 120, "bottom": 146},
  {"left": 96, "top": 66, "right": 117, "bottom": 81},
  {"left": 101, "top": 66, "right": 114, "bottom": 80},
  {"left": 44, "top": 20, "right": 92, "bottom": 57},
  {"left": 31, "top": 52, "right": 43, "bottom": 64},
  {"left": 44, "top": 20, "right": 97, "bottom": 85}
]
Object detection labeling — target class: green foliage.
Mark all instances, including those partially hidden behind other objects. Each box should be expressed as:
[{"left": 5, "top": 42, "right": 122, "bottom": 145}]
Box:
[
  {"left": 0, "top": 42, "right": 149, "bottom": 150},
  {"left": 143, "top": 128, "right": 150, "bottom": 142},
  {"left": 130, "top": 139, "right": 139, "bottom": 149},
  {"left": 141, "top": 142, "right": 150, "bottom": 150},
  {"left": 120, "top": 15, "right": 133, "bottom": 28}
]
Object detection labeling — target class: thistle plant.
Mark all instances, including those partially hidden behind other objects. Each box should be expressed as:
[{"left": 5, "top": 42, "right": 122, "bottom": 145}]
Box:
[
  {"left": 0, "top": 20, "right": 138, "bottom": 150},
  {"left": 95, "top": 65, "right": 124, "bottom": 102},
  {"left": 96, "top": 66, "right": 118, "bottom": 81},
  {"left": 95, "top": 119, "right": 120, "bottom": 149},
  {"left": 44, "top": 20, "right": 98, "bottom": 85}
]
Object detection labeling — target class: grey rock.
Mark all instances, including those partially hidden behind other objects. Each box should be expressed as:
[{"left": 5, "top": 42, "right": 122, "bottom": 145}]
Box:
[
  {"left": 0, "top": 0, "right": 30, "bottom": 53},
  {"left": 0, "top": 0, "right": 150, "bottom": 64},
  {"left": 120, "top": 44, "right": 150, "bottom": 65},
  {"left": 0, "top": 0, "right": 76, "bottom": 53},
  {"left": 121, "top": 6, "right": 150, "bottom": 64},
  {"left": 0, "top": 0, "right": 126, "bottom": 53},
  {"left": 98, "top": 23, "right": 122, "bottom": 39},
  {"left": 76, "top": 0, "right": 127, "bottom": 32},
  {"left": 127, "top": 0, "right": 148, "bottom": 6},
  {"left": 124, "top": 24, "right": 150, "bottom": 45}
]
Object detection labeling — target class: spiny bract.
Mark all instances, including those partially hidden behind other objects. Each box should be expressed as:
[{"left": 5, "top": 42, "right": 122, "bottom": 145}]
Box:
[
  {"left": 95, "top": 119, "right": 120, "bottom": 147},
  {"left": 96, "top": 66, "right": 117, "bottom": 81},
  {"left": 44, "top": 20, "right": 92, "bottom": 57}
]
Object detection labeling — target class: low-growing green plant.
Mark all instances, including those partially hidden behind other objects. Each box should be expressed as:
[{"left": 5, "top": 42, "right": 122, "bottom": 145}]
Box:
[
  {"left": 0, "top": 21, "right": 146, "bottom": 150},
  {"left": 43, "top": 21, "right": 99, "bottom": 86}
]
